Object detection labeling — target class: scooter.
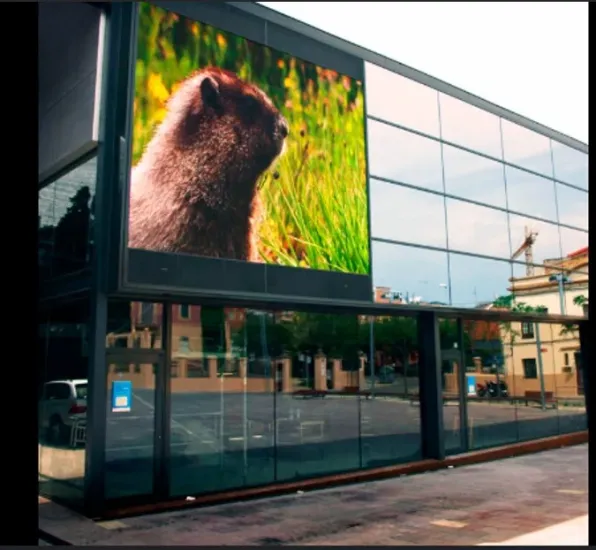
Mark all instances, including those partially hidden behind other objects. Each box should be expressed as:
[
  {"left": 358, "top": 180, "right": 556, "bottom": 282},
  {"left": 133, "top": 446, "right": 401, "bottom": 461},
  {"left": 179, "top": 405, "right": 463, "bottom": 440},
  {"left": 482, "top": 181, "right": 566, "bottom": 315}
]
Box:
[{"left": 477, "top": 380, "right": 508, "bottom": 399}]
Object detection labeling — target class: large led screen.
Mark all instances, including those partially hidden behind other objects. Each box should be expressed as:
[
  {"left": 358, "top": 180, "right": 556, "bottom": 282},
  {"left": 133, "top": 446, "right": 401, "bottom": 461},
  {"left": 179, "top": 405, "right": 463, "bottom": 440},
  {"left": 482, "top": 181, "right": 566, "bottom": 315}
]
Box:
[{"left": 127, "top": 3, "right": 369, "bottom": 276}]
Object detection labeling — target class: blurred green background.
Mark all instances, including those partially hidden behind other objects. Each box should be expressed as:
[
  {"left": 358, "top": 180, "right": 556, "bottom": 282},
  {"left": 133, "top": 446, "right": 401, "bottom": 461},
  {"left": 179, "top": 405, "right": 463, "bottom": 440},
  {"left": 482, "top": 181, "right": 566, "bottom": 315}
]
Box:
[{"left": 133, "top": 3, "right": 369, "bottom": 275}]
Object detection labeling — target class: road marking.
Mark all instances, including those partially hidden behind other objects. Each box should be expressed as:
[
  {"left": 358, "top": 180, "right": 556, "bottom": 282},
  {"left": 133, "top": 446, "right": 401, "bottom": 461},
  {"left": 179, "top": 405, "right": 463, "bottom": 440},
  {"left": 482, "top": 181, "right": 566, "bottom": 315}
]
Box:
[
  {"left": 556, "top": 489, "right": 585, "bottom": 495},
  {"left": 430, "top": 519, "right": 467, "bottom": 529},
  {"left": 97, "top": 520, "right": 128, "bottom": 530}
]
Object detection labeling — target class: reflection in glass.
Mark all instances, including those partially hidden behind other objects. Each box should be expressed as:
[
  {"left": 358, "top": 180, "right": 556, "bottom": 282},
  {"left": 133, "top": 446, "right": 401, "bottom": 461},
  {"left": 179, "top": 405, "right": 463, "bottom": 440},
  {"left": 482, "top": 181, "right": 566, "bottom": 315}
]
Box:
[
  {"left": 463, "top": 319, "right": 517, "bottom": 449},
  {"left": 364, "top": 62, "right": 440, "bottom": 137},
  {"left": 105, "top": 360, "right": 157, "bottom": 499},
  {"left": 367, "top": 119, "right": 444, "bottom": 192},
  {"left": 510, "top": 263, "right": 572, "bottom": 315},
  {"left": 505, "top": 165, "right": 557, "bottom": 222},
  {"left": 168, "top": 306, "right": 275, "bottom": 497},
  {"left": 38, "top": 156, "right": 97, "bottom": 280},
  {"left": 38, "top": 300, "right": 89, "bottom": 508},
  {"left": 501, "top": 120, "right": 554, "bottom": 177},
  {"left": 510, "top": 323, "right": 559, "bottom": 441},
  {"left": 448, "top": 253, "right": 512, "bottom": 309},
  {"left": 559, "top": 226, "right": 588, "bottom": 259},
  {"left": 555, "top": 183, "right": 588, "bottom": 230},
  {"left": 369, "top": 179, "right": 447, "bottom": 248},
  {"left": 439, "top": 318, "right": 464, "bottom": 454},
  {"left": 508, "top": 214, "right": 562, "bottom": 266},
  {"left": 273, "top": 312, "right": 363, "bottom": 481},
  {"left": 445, "top": 198, "right": 510, "bottom": 259},
  {"left": 106, "top": 301, "right": 163, "bottom": 349},
  {"left": 550, "top": 323, "right": 587, "bottom": 433},
  {"left": 363, "top": 315, "right": 421, "bottom": 466},
  {"left": 441, "top": 144, "right": 507, "bottom": 209},
  {"left": 551, "top": 141, "right": 588, "bottom": 189},
  {"left": 438, "top": 92, "right": 503, "bottom": 159},
  {"left": 372, "top": 241, "right": 449, "bottom": 305}
]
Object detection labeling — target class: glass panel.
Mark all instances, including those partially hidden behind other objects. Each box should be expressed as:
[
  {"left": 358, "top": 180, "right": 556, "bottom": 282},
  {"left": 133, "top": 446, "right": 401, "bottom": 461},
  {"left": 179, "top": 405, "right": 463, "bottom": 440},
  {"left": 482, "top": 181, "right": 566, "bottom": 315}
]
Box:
[
  {"left": 445, "top": 198, "right": 510, "bottom": 259},
  {"left": 511, "top": 322, "right": 559, "bottom": 441},
  {"left": 463, "top": 319, "right": 517, "bottom": 449},
  {"left": 564, "top": 270, "right": 589, "bottom": 317},
  {"left": 439, "top": 319, "right": 463, "bottom": 454},
  {"left": 550, "top": 323, "right": 586, "bottom": 433},
  {"left": 441, "top": 144, "right": 507, "bottom": 209},
  {"left": 363, "top": 315, "right": 422, "bottom": 467},
  {"left": 169, "top": 306, "right": 275, "bottom": 497},
  {"left": 501, "top": 120, "right": 554, "bottom": 177},
  {"left": 551, "top": 141, "right": 588, "bottom": 189},
  {"left": 438, "top": 92, "right": 503, "bottom": 159},
  {"left": 367, "top": 119, "right": 444, "bottom": 192},
  {"left": 106, "top": 301, "right": 163, "bottom": 349},
  {"left": 38, "top": 156, "right": 97, "bottom": 280},
  {"left": 448, "top": 253, "right": 512, "bottom": 309},
  {"left": 559, "top": 227, "right": 588, "bottom": 259},
  {"left": 369, "top": 179, "right": 447, "bottom": 248},
  {"left": 508, "top": 214, "right": 562, "bottom": 266},
  {"left": 38, "top": 300, "right": 89, "bottom": 508},
  {"left": 105, "top": 358, "right": 157, "bottom": 499},
  {"left": 510, "top": 263, "right": 569, "bottom": 315},
  {"left": 505, "top": 165, "right": 558, "bottom": 222},
  {"left": 372, "top": 241, "right": 450, "bottom": 306},
  {"left": 556, "top": 183, "right": 588, "bottom": 230},
  {"left": 364, "top": 62, "right": 440, "bottom": 137},
  {"left": 273, "top": 312, "right": 362, "bottom": 481}
]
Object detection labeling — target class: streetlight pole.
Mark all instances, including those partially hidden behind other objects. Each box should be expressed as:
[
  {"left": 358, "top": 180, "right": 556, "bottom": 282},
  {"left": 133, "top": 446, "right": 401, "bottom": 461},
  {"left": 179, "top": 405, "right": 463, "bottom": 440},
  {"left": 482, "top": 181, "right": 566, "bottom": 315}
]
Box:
[{"left": 549, "top": 273, "right": 568, "bottom": 316}]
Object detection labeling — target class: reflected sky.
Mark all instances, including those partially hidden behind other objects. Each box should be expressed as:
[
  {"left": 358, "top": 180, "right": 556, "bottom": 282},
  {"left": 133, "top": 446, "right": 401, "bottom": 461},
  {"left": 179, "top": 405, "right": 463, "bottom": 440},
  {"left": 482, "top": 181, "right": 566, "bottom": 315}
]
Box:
[
  {"left": 445, "top": 198, "right": 511, "bottom": 259},
  {"left": 365, "top": 62, "right": 440, "bottom": 138},
  {"left": 556, "top": 183, "right": 588, "bottom": 230},
  {"left": 367, "top": 119, "right": 444, "bottom": 192},
  {"left": 505, "top": 165, "right": 558, "bottom": 222},
  {"left": 441, "top": 144, "right": 507, "bottom": 209},
  {"left": 501, "top": 119, "right": 554, "bottom": 177},
  {"left": 508, "top": 213, "right": 562, "bottom": 264},
  {"left": 370, "top": 179, "right": 447, "bottom": 248},
  {"left": 551, "top": 141, "right": 588, "bottom": 189},
  {"left": 372, "top": 240, "right": 449, "bottom": 303},
  {"left": 449, "top": 253, "right": 512, "bottom": 308},
  {"left": 438, "top": 92, "right": 503, "bottom": 159},
  {"left": 559, "top": 226, "right": 588, "bottom": 257}
]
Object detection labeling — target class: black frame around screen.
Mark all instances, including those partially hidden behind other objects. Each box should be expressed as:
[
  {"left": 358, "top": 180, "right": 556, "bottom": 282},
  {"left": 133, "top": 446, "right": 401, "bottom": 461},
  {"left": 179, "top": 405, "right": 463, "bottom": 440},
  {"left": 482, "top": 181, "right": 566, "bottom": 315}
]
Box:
[{"left": 118, "top": 1, "right": 374, "bottom": 303}]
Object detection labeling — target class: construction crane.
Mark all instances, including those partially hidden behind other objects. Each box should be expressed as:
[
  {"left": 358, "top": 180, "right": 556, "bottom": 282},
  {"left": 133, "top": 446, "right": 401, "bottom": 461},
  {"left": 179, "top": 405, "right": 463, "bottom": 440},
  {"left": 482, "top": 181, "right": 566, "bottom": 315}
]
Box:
[{"left": 511, "top": 226, "right": 538, "bottom": 276}]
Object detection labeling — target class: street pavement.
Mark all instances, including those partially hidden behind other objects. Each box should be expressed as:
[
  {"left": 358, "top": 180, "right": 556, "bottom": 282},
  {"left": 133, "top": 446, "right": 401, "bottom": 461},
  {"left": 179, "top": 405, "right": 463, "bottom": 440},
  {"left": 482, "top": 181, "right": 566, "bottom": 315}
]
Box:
[{"left": 38, "top": 443, "right": 588, "bottom": 546}]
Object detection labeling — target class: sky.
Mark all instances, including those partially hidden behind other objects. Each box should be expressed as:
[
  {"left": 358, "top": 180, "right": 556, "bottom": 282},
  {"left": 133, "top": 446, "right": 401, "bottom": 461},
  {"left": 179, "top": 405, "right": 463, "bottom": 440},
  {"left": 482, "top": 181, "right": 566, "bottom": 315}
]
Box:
[{"left": 259, "top": 1, "right": 588, "bottom": 144}]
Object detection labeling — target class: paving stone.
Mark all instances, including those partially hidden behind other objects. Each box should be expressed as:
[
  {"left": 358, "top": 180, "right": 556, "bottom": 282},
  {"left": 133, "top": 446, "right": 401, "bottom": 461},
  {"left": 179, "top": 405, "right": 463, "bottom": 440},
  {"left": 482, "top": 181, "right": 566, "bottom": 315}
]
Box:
[{"left": 38, "top": 443, "right": 588, "bottom": 546}]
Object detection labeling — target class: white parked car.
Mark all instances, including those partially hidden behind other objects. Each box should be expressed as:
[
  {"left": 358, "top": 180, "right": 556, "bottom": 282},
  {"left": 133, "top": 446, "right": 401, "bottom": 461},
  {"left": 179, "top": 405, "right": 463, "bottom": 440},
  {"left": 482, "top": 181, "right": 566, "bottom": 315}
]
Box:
[{"left": 39, "top": 379, "right": 87, "bottom": 445}]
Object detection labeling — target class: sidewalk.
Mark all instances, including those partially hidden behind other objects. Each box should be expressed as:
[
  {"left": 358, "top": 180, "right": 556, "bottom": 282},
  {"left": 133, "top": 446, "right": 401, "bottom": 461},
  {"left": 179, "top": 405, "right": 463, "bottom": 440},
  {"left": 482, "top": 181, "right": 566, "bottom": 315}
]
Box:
[{"left": 39, "top": 443, "right": 588, "bottom": 546}]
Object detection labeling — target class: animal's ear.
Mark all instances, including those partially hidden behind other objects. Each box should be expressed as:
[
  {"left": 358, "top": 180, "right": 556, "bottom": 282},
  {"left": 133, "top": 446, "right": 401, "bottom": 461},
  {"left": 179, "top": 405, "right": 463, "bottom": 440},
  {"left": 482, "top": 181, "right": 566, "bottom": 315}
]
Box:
[{"left": 200, "top": 76, "right": 220, "bottom": 109}]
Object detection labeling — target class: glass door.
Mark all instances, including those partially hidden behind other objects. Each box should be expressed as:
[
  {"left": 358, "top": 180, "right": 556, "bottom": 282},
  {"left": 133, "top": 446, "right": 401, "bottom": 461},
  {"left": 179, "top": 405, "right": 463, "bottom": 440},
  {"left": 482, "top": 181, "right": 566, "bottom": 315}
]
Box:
[
  {"left": 104, "top": 350, "right": 166, "bottom": 501},
  {"left": 439, "top": 318, "right": 467, "bottom": 454}
]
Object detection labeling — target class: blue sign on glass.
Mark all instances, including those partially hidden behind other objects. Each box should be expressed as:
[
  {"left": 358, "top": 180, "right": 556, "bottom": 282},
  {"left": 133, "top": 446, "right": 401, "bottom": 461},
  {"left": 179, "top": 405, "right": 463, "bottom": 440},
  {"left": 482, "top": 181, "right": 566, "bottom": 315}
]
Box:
[
  {"left": 112, "top": 380, "right": 132, "bottom": 412},
  {"left": 467, "top": 375, "right": 476, "bottom": 396}
]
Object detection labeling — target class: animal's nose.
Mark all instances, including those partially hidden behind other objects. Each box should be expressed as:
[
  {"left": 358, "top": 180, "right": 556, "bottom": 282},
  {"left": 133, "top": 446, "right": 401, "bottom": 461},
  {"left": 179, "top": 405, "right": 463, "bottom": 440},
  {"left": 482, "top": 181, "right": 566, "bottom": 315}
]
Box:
[{"left": 278, "top": 117, "right": 289, "bottom": 138}]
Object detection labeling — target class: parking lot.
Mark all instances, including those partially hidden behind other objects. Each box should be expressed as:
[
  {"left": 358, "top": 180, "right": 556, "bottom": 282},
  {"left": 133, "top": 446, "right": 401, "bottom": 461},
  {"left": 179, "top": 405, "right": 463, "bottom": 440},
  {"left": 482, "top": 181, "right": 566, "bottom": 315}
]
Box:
[{"left": 102, "top": 389, "right": 586, "bottom": 498}]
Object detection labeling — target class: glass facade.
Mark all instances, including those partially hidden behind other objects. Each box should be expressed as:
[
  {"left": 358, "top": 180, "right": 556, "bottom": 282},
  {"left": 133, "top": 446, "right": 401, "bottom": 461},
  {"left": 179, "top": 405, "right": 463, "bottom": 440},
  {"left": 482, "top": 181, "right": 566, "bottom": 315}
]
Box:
[
  {"left": 365, "top": 61, "right": 588, "bottom": 316},
  {"left": 38, "top": 2, "right": 587, "bottom": 518}
]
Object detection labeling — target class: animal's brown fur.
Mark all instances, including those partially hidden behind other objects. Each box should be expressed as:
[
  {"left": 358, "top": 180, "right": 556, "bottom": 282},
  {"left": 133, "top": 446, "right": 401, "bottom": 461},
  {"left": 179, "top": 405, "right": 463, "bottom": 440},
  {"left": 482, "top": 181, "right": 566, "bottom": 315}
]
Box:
[{"left": 128, "top": 67, "right": 288, "bottom": 261}]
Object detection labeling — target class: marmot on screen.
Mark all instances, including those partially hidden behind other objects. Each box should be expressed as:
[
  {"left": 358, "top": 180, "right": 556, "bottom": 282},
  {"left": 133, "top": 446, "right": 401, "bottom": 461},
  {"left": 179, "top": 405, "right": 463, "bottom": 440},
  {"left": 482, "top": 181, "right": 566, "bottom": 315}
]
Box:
[{"left": 128, "top": 67, "right": 289, "bottom": 262}]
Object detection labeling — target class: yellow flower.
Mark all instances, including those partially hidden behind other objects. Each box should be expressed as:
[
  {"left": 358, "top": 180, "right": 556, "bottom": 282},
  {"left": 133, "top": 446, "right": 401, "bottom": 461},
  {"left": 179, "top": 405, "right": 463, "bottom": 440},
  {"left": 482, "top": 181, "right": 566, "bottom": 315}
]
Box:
[
  {"left": 216, "top": 33, "right": 227, "bottom": 49},
  {"left": 283, "top": 76, "right": 293, "bottom": 89},
  {"left": 152, "top": 107, "right": 168, "bottom": 124},
  {"left": 147, "top": 73, "right": 169, "bottom": 103},
  {"left": 277, "top": 59, "right": 285, "bottom": 69}
]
